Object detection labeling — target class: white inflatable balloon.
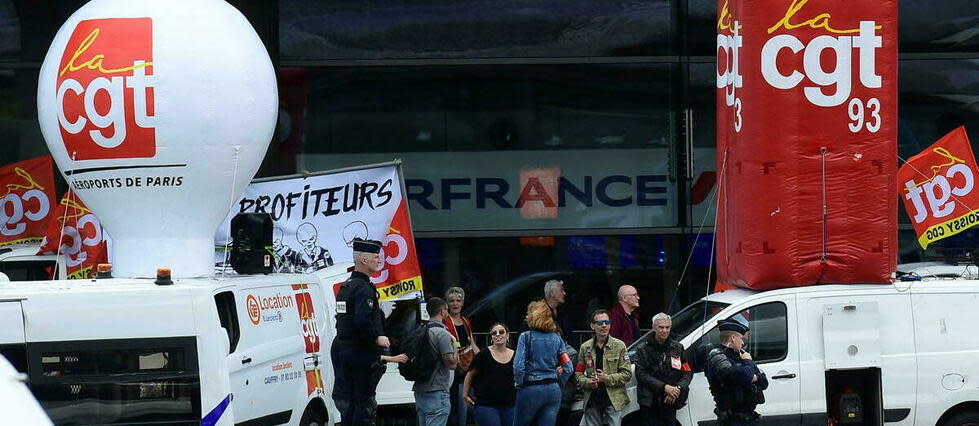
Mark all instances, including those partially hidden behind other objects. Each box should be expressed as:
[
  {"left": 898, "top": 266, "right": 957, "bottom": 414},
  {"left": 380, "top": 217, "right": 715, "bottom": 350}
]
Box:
[{"left": 37, "top": 0, "right": 277, "bottom": 278}]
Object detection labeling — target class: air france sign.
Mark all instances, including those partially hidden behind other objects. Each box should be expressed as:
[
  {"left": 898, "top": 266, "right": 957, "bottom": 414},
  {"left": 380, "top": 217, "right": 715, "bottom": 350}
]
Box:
[{"left": 305, "top": 150, "right": 675, "bottom": 232}]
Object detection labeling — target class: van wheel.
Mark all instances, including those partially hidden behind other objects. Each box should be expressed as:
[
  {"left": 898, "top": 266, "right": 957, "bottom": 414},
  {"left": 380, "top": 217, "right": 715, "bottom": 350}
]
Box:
[
  {"left": 942, "top": 411, "right": 979, "bottom": 426},
  {"left": 300, "top": 407, "right": 327, "bottom": 426}
]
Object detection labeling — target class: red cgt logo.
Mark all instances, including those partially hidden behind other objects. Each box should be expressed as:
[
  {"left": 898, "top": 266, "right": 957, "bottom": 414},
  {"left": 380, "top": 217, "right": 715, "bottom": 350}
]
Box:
[{"left": 56, "top": 18, "right": 156, "bottom": 160}]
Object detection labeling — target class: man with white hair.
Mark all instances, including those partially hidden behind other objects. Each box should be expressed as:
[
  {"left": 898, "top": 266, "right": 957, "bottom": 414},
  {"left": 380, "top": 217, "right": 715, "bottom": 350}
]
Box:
[
  {"left": 634, "top": 313, "right": 692, "bottom": 426},
  {"left": 543, "top": 279, "right": 573, "bottom": 338},
  {"left": 295, "top": 222, "right": 334, "bottom": 272},
  {"left": 609, "top": 284, "right": 641, "bottom": 346}
]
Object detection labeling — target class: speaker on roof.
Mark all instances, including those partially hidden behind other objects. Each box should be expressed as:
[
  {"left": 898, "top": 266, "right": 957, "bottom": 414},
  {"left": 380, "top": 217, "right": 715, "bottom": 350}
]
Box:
[{"left": 230, "top": 213, "right": 273, "bottom": 275}]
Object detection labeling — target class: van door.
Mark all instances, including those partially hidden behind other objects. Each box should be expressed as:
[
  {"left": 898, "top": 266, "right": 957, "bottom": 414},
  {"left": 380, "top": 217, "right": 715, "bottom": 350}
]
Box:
[
  {"left": 226, "top": 287, "right": 306, "bottom": 424},
  {"left": 0, "top": 300, "right": 27, "bottom": 373},
  {"left": 683, "top": 295, "right": 801, "bottom": 425}
]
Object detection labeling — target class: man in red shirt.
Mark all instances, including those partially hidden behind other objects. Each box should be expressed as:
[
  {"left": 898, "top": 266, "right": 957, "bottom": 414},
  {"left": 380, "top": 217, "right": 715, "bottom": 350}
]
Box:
[{"left": 609, "top": 284, "right": 641, "bottom": 346}]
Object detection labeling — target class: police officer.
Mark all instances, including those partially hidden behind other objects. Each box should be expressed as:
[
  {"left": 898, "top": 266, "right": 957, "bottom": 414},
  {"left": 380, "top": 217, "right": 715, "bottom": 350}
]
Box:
[
  {"left": 332, "top": 238, "right": 389, "bottom": 426},
  {"left": 705, "top": 319, "right": 768, "bottom": 426}
]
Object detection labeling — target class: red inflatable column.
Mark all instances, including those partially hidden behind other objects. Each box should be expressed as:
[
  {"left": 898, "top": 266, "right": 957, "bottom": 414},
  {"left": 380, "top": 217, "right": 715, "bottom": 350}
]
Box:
[{"left": 715, "top": 0, "right": 897, "bottom": 290}]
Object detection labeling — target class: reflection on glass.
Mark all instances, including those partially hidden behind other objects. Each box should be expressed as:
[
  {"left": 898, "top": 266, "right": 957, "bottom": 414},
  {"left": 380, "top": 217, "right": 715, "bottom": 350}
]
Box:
[
  {"left": 0, "top": 1, "right": 20, "bottom": 60},
  {"left": 281, "top": 0, "right": 672, "bottom": 59},
  {"left": 305, "top": 64, "right": 674, "bottom": 154},
  {"left": 900, "top": 1, "right": 979, "bottom": 52}
]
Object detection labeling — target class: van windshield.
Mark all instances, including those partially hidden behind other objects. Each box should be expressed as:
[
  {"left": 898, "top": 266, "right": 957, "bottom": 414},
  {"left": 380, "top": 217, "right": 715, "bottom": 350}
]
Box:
[{"left": 629, "top": 300, "right": 729, "bottom": 352}]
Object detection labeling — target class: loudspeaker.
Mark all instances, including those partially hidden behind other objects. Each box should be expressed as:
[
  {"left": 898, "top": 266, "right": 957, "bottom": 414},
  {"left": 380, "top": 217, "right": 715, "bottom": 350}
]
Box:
[{"left": 230, "top": 213, "right": 273, "bottom": 275}]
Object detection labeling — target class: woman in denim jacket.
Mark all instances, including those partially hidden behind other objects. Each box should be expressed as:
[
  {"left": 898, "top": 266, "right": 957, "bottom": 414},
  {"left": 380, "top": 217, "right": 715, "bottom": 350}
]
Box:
[{"left": 513, "top": 300, "right": 574, "bottom": 426}]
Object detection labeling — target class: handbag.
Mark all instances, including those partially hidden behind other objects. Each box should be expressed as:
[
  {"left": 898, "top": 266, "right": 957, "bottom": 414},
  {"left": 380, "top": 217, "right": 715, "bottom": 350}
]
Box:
[
  {"left": 456, "top": 319, "right": 477, "bottom": 371},
  {"left": 458, "top": 344, "right": 476, "bottom": 371}
]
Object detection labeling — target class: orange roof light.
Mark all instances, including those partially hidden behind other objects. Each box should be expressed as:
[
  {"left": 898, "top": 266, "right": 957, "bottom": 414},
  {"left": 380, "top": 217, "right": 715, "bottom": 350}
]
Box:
[
  {"left": 95, "top": 263, "right": 113, "bottom": 279},
  {"left": 155, "top": 268, "right": 173, "bottom": 286}
]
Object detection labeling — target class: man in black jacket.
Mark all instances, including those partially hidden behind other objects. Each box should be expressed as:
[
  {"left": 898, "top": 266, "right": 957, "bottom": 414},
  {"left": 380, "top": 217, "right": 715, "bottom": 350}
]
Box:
[
  {"left": 705, "top": 319, "right": 769, "bottom": 426},
  {"left": 634, "top": 313, "right": 693, "bottom": 426},
  {"left": 332, "top": 238, "right": 389, "bottom": 426}
]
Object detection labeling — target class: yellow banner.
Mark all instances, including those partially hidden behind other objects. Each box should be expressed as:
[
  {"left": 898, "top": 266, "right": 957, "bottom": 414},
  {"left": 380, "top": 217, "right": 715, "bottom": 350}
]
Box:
[
  {"left": 375, "top": 275, "right": 424, "bottom": 302},
  {"left": 917, "top": 209, "right": 979, "bottom": 249},
  {"left": 0, "top": 237, "right": 44, "bottom": 246}
]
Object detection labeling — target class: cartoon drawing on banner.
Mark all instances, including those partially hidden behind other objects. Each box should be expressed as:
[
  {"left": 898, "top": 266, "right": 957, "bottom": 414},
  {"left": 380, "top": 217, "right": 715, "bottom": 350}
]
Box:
[
  {"left": 272, "top": 227, "right": 301, "bottom": 273},
  {"left": 342, "top": 221, "right": 369, "bottom": 247},
  {"left": 295, "top": 222, "right": 334, "bottom": 273},
  {"left": 216, "top": 165, "right": 425, "bottom": 302}
]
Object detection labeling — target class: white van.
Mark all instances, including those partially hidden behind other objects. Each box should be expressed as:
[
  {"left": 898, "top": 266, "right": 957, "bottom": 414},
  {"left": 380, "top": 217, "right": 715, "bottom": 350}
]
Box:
[
  {"left": 621, "top": 276, "right": 979, "bottom": 426},
  {"left": 0, "top": 272, "right": 336, "bottom": 426}
]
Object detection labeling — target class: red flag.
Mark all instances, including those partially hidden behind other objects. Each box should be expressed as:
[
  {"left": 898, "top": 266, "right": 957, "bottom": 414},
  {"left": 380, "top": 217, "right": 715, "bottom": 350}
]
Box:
[
  {"left": 0, "top": 156, "right": 57, "bottom": 246},
  {"left": 38, "top": 191, "right": 108, "bottom": 279},
  {"left": 371, "top": 200, "right": 425, "bottom": 302},
  {"left": 899, "top": 127, "right": 979, "bottom": 249}
]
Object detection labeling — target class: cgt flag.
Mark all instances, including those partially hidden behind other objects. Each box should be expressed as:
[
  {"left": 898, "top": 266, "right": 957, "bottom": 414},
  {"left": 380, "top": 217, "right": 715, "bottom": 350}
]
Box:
[
  {"left": 38, "top": 191, "right": 108, "bottom": 279},
  {"left": 899, "top": 127, "right": 979, "bottom": 249},
  {"left": 0, "top": 156, "right": 57, "bottom": 246}
]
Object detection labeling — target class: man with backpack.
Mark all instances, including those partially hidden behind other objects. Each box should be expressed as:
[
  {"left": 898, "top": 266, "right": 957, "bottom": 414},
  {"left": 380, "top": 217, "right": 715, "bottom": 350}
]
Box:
[{"left": 401, "top": 297, "right": 458, "bottom": 426}]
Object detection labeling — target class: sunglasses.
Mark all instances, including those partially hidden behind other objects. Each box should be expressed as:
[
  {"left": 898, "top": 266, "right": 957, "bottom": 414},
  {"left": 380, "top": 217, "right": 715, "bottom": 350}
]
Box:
[
  {"left": 593, "top": 320, "right": 612, "bottom": 326},
  {"left": 490, "top": 329, "right": 508, "bottom": 336}
]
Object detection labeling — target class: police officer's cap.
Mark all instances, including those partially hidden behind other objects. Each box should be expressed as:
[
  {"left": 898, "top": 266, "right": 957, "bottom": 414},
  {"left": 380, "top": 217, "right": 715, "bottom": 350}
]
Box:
[
  {"left": 717, "top": 319, "right": 749, "bottom": 334},
  {"left": 352, "top": 237, "right": 382, "bottom": 254}
]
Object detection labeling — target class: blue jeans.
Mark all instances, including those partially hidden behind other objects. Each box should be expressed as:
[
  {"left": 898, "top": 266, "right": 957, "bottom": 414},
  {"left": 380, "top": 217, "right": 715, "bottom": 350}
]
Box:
[
  {"left": 415, "top": 390, "right": 451, "bottom": 426},
  {"left": 473, "top": 405, "right": 514, "bottom": 426},
  {"left": 514, "top": 383, "right": 561, "bottom": 426}
]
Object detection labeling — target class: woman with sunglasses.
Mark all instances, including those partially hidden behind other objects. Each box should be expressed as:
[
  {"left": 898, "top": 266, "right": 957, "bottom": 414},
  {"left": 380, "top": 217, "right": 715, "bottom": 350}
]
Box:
[
  {"left": 513, "top": 300, "right": 573, "bottom": 426},
  {"left": 463, "top": 323, "right": 515, "bottom": 426}
]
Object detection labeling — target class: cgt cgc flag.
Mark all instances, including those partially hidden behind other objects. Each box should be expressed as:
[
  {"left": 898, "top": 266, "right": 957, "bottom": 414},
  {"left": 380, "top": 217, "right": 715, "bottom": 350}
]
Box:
[
  {"left": 216, "top": 164, "right": 424, "bottom": 302},
  {"left": 899, "top": 127, "right": 979, "bottom": 249},
  {"left": 0, "top": 156, "right": 57, "bottom": 246},
  {"left": 716, "top": 0, "right": 898, "bottom": 289},
  {"left": 38, "top": 190, "right": 109, "bottom": 279}
]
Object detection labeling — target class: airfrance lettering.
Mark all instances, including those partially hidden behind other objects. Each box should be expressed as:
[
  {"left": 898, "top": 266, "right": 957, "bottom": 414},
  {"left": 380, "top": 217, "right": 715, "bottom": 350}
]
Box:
[
  {"left": 238, "top": 179, "right": 394, "bottom": 221},
  {"left": 406, "top": 175, "right": 667, "bottom": 210}
]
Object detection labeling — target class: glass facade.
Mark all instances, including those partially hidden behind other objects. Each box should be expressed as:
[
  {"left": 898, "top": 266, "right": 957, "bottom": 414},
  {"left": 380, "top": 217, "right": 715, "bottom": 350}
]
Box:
[{"left": 3, "top": 0, "right": 979, "bottom": 334}]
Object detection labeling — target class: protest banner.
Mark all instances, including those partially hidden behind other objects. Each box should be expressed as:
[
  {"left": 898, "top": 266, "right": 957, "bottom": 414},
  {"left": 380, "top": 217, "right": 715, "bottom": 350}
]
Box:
[{"left": 217, "top": 162, "right": 423, "bottom": 301}]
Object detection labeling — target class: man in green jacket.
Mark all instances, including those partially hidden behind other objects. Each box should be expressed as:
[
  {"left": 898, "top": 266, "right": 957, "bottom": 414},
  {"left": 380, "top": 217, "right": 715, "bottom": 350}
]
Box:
[{"left": 575, "top": 309, "right": 633, "bottom": 426}]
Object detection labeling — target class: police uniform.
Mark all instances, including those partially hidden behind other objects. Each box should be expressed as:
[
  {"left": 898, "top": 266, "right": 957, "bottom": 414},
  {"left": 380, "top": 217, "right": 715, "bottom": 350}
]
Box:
[
  {"left": 332, "top": 238, "right": 385, "bottom": 426},
  {"left": 705, "top": 320, "right": 768, "bottom": 426}
]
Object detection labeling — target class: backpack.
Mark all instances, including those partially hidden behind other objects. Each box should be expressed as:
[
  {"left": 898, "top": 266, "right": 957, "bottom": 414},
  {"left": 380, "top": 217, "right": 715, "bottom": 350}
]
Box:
[{"left": 398, "top": 321, "right": 442, "bottom": 382}]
